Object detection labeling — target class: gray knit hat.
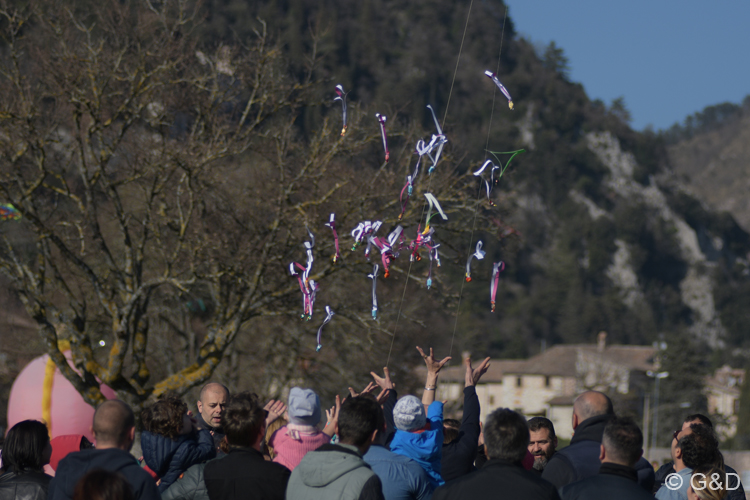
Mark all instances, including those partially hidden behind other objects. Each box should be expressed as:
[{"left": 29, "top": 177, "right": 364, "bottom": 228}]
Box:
[
  {"left": 288, "top": 387, "right": 321, "bottom": 426},
  {"left": 393, "top": 395, "right": 426, "bottom": 431}
]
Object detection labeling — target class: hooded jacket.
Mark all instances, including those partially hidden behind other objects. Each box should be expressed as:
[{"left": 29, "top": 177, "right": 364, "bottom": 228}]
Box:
[
  {"left": 541, "top": 415, "right": 654, "bottom": 491},
  {"left": 140, "top": 429, "right": 215, "bottom": 492},
  {"left": 47, "top": 447, "right": 160, "bottom": 500},
  {"left": 286, "top": 443, "right": 384, "bottom": 500},
  {"left": 389, "top": 401, "right": 444, "bottom": 487}
]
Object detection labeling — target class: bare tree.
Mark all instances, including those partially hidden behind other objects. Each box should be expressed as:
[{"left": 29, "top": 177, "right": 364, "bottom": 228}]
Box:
[{"left": 0, "top": 0, "right": 508, "bottom": 408}]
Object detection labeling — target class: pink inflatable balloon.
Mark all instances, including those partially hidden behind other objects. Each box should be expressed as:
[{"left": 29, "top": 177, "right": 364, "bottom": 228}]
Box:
[{"left": 7, "top": 352, "right": 116, "bottom": 442}]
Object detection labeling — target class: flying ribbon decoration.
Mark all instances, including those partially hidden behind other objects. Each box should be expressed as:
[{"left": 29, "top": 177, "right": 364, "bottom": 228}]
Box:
[
  {"left": 487, "top": 149, "right": 526, "bottom": 184},
  {"left": 473, "top": 160, "right": 501, "bottom": 206},
  {"left": 426, "top": 244, "right": 441, "bottom": 289},
  {"left": 484, "top": 70, "right": 514, "bottom": 110},
  {"left": 398, "top": 175, "right": 413, "bottom": 221},
  {"left": 315, "top": 305, "right": 335, "bottom": 351},
  {"left": 465, "top": 240, "right": 486, "bottom": 282},
  {"left": 325, "top": 213, "right": 341, "bottom": 264},
  {"left": 289, "top": 230, "right": 317, "bottom": 320},
  {"left": 351, "top": 220, "right": 382, "bottom": 254},
  {"left": 426, "top": 105, "right": 447, "bottom": 173},
  {"left": 491, "top": 261, "right": 505, "bottom": 312},
  {"left": 376, "top": 113, "right": 389, "bottom": 162},
  {"left": 422, "top": 193, "right": 448, "bottom": 234},
  {"left": 334, "top": 84, "right": 349, "bottom": 136},
  {"left": 368, "top": 264, "right": 379, "bottom": 319},
  {"left": 289, "top": 263, "right": 313, "bottom": 319},
  {"left": 370, "top": 226, "right": 404, "bottom": 278}
]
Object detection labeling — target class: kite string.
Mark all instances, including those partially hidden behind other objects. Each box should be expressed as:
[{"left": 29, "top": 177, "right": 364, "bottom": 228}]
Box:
[
  {"left": 442, "top": 0, "right": 474, "bottom": 129},
  {"left": 385, "top": 0, "right": 477, "bottom": 369},
  {"left": 448, "top": 7, "right": 508, "bottom": 359}
]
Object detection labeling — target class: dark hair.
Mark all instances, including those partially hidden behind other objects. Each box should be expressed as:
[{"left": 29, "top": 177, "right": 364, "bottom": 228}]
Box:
[
  {"left": 73, "top": 469, "right": 135, "bottom": 500},
  {"left": 221, "top": 392, "right": 265, "bottom": 448},
  {"left": 357, "top": 393, "right": 385, "bottom": 433},
  {"left": 602, "top": 416, "right": 643, "bottom": 466},
  {"left": 484, "top": 408, "right": 529, "bottom": 463},
  {"left": 142, "top": 396, "right": 187, "bottom": 439},
  {"left": 684, "top": 414, "right": 713, "bottom": 429},
  {"left": 1, "top": 420, "right": 50, "bottom": 474},
  {"left": 443, "top": 418, "right": 461, "bottom": 444},
  {"left": 337, "top": 397, "right": 380, "bottom": 447},
  {"left": 679, "top": 424, "right": 719, "bottom": 469},
  {"left": 528, "top": 417, "right": 556, "bottom": 440}
]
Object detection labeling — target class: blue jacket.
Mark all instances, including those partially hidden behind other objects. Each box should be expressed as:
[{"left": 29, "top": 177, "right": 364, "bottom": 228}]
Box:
[
  {"left": 140, "top": 429, "right": 215, "bottom": 492},
  {"left": 364, "top": 445, "right": 435, "bottom": 500},
  {"left": 389, "top": 401, "right": 444, "bottom": 488}
]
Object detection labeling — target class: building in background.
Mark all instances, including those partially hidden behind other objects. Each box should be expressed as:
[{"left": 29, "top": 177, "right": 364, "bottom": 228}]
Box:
[
  {"left": 705, "top": 365, "right": 745, "bottom": 439},
  {"left": 436, "top": 332, "right": 655, "bottom": 439}
]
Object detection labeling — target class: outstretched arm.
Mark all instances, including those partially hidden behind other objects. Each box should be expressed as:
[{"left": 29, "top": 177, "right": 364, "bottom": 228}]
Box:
[
  {"left": 457, "top": 357, "right": 491, "bottom": 454},
  {"left": 371, "top": 367, "right": 397, "bottom": 439},
  {"left": 416, "top": 346, "right": 451, "bottom": 406}
]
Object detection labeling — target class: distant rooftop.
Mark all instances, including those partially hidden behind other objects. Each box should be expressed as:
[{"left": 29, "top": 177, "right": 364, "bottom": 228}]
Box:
[{"left": 438, "top": 341, "right": 656, "bottom": 383}]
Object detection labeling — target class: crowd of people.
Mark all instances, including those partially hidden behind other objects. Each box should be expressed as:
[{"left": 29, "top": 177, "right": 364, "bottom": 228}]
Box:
[{"left": 0, "top": 347, "right": 745, "bottom": 500}]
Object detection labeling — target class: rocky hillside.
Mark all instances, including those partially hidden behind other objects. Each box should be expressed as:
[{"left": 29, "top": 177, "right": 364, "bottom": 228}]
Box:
[{"left": 668, "top": 100, "right": 750, "bottom": 231}]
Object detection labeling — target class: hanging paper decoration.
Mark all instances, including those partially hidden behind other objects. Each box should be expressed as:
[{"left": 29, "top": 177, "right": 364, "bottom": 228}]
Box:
[
  {"left": 422, "top": 193, "right": 448, "bottom": 234},
  {"left": 316, "top": 306, "right": 335, "bottom": 351},
  {"left": 473, "top": 160, "right": 501, "bottom": 206},
  {"left": 368, "top": 264, "right": 379, "bottom": 319},
  {"left": 289, "top": 229, "right": 317, "bottom": 320},
  {"left": 334, "top": 84, "right": 349, "bottom": 136},
  {"left": 491, "top": 261, "right": 505, "bottom": 312},
  {"left": 484, "top": 70, "right": 514, "bottom": 110},
  {"left": 376, "top": 113, "right": 389, "bottom": 162},
  {"left": 465, "top": 240, "right": 486, "bottom": 282},
  {"left": 425, "top": 105, "right": 448, "bottom": 174},
  {"left": 325, "top": 213, "right": 341, "bottom": 264}
]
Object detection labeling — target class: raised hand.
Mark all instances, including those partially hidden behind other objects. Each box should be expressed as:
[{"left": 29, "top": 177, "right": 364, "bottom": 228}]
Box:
[{"left": 464, "top": 356, "right": 491, "bottom": 387}]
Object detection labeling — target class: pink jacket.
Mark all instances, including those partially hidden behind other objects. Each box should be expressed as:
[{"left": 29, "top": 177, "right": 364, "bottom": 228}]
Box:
[{"left": 269, "top": 425, "right": 331, "bottom": 471}]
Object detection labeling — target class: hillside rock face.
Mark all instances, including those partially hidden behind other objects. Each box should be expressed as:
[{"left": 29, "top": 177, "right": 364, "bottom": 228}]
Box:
[
  {"left": 669, "top": 113, "right": 750, "bottom": 231},
  {"left": 579, "top": 132, "right": 725, "bottom": 346}
]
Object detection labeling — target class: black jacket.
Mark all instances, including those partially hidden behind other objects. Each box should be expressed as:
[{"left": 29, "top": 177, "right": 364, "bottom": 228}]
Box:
[
  {"left": 441, "top": 387, "right": 481, "bottom": 483},
  {"left": 203, "top": 447, "right": 289, "bottom": 500},
  {"left": 198, "top": 415, "right": 226, "bottom": 452},
  {"left": 560, "top": 462, "right": 655, "bottom": 500},
  {"left": 47, "top": 447, "right": 160, "bottom": 500},
  {"left": 654, "top": 461, "right": 745, "bottom": 500},
  {"left": 542, "top": 415, "right": 610, "bottom": 488},
  {"left": 541, "top": 415, "right": 654, "bottom": 491},
  {"left": 0, "top": 470, "right": 51, "bottom": 500},
  {"left": 433, "top": 458, "right": 560, "bottom": 500}
]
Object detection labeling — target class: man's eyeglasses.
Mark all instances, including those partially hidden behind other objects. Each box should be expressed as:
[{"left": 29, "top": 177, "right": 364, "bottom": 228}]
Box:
[{"left": 673, "top": 429, "right": 681, "bottom": 442}]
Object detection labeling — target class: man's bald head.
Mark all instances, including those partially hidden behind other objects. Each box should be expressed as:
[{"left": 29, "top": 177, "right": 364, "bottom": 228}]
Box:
[
  {"left": 197, "top": 382, "right": 230, "bottom": 429},
  {"left": 573, "top": 391, "right": 614, "bottom": 423},
  {"left": 92, "top": 400, "right": 135, "bottom": 449},
  {"left": 199, "top": 382, "right": 229, "bottom": 402}
]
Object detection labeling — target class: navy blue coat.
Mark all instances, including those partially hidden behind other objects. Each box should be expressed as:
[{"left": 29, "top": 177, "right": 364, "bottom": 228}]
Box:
[{"left": 141, "top": 429, "right": 215, "bottom": 492}]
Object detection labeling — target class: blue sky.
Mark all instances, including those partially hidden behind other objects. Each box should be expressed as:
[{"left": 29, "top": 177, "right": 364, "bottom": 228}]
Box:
[{"left": 504, "top": 0, "right": 750, "bottom": 131}]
